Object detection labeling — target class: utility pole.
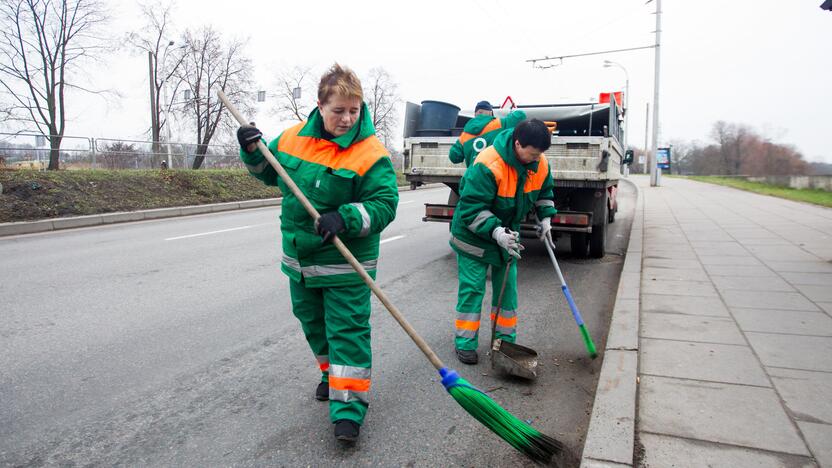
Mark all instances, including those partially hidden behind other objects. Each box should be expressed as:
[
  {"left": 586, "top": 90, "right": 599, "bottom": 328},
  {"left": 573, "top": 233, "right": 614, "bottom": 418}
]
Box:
[
  {"left": 644, "top": 103, "right": 649, "bottom": 174},
  {"left": 148, "top": 51, "right": 159, "bottom": 157},
  {"left": 649, "top": 0, "right": 662, "bottom": 186}
]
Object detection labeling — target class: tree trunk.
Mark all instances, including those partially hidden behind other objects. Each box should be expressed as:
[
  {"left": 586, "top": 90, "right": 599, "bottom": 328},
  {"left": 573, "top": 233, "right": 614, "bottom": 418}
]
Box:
[
  {"left": 48, "top": 136, "right": 63, "bottom": 170},
  {"left": 191, "top": 143, "right": 208, "bottom": 169},
  {"left": 151, "top": 141, "right": 164, "bottom": 169}
]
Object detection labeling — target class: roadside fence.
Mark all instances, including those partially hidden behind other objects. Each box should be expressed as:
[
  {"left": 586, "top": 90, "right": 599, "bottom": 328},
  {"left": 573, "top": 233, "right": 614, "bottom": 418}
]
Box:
[{"left": 0, "top": 133, "right": 242, "bottom": 170}]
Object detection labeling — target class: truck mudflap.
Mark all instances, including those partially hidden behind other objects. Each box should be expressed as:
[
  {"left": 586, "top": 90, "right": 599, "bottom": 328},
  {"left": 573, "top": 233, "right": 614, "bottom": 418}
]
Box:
[{"left": 423, "top": 204, "right": 593, "bottom": 234}]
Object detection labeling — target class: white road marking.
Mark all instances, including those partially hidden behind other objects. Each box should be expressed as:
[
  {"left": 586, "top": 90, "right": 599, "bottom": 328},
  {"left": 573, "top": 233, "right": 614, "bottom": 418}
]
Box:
[
  {"left": 399, "top": 200, "right": 415, "bottom": 205},
  {"left": 380, "top": 235, "right": 405, "bottom": 245},
  {"left": 165, "top": 223, "right": 272, "bottom": 241}
]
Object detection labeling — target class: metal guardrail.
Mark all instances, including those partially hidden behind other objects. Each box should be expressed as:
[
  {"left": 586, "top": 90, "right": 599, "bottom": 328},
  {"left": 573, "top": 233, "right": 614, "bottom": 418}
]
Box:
[{"left": 0, "top": 133, "right": 242, "bottom": 170}]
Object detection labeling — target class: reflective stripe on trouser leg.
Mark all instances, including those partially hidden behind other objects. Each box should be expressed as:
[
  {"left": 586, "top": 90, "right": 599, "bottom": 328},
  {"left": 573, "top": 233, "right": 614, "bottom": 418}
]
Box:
[
  {"left": 490, "top": 261, "right": 518, "bottom": 343},
  {"left": 323, "top": 283, "right": 372, "bottom": 425},
  {"left": 316, "top": 355, "right": 330, "bottom": 382},
  {"left": 289, "top": 278, "right": 330, "bottom": 382},
  {"left": 490, "top": 307, "right": 517, "bottom": 343},
  {"left": 455, "top": 253, "right": 488, "bottom": 351}
]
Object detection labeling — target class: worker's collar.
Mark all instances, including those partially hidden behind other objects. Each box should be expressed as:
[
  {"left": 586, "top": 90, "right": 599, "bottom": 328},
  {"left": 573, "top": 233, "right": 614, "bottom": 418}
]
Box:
[{"left": 299, "top": 103, "right": 373, "bottom": 149}]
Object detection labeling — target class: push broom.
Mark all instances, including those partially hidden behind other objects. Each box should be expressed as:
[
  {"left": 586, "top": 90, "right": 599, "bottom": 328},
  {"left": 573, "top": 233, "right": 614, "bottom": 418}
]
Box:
[
  {"left": 218, "top": 91, "right": 563, "bottom": 464},
  {"left": 543, "top": 231, "right": 598, "bottom": 359}
]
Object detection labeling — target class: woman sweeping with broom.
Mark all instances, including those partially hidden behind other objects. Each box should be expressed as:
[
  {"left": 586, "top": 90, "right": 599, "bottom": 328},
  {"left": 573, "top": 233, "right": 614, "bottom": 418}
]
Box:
[
  {"left": 236, "top": 64, "right": 398, "bottom": 443},
  {"left": 226, "top": 65, "right": 562, "bottom": 463}
]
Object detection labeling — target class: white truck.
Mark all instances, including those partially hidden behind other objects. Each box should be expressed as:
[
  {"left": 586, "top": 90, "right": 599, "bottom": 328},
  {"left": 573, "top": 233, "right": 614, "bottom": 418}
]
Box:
[{"left": 402, "top": 98, "right": 633, "bottom": 258}]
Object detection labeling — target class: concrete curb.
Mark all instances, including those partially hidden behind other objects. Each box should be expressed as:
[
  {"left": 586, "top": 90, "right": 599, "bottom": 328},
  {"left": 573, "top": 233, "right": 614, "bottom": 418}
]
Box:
[
  {"left": 580, "top": 178, "right": 643, "bottom": 467},
  {"left": 0, "top": 198, "right": 282, "bottom": 237},
  {"left": 0, "top": 183, "right": 439, "bottom": 238}
]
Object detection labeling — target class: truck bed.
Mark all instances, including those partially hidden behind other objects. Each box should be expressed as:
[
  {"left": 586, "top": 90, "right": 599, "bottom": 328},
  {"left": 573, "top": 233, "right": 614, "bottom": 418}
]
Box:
[{"left": 405, "top": 136, "right": 623, "bottom": 185}]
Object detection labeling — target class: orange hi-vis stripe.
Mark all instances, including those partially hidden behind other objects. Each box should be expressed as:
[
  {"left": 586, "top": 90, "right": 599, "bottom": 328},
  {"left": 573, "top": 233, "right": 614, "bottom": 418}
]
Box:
[
  {"left": 328, "top": 375, "right": 371, "bottom": 393},
  {"left": 459, "top": 119, "right": 502, "bottom": 144},
  {"left": 489, "top": 313, "right": 518, "bottom": 328},
  {"left": 277, "top": 122, "right": 387, "bottom": 176},
  {"left": 455, "top": 319, "right": 480, "bottom": 331},
  {"left": 474, "top": 147, "right": 550, "bottom": 198}
]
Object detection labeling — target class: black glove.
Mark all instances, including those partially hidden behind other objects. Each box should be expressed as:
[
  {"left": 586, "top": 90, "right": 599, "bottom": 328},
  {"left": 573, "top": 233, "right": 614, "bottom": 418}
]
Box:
[
  {"left": 237, "top": 125, "right": 262, "bottom": 151},
  {"left": 315, "top": 211, "right": 346, "bottom": 243}
]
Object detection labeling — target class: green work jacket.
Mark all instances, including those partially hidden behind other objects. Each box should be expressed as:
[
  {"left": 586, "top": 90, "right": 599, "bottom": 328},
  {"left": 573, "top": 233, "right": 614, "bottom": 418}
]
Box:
[
  {"left": 241, "top": 104, "right": 399, "bottom": 287},
  {"left": 449, "top": 128, "right": 556, "bottom": 266}
]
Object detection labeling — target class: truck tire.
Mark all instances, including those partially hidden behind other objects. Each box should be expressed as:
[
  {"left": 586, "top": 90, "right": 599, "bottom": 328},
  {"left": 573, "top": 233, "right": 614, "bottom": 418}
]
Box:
[
  {"left": 571, "top": 233, "right": 589, "bottom": 258},
  {"left": 448, "top": 191, "right": 459, "bottom": 231},
  {"left": 590, "top": 203, "right": 608, "bottom": 258},
  {"left": 448, "top": 191, "right": 459, "bottom": 205}
]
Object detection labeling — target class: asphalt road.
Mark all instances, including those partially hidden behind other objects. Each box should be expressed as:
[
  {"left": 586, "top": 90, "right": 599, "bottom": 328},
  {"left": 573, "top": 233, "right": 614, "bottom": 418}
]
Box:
[{"left": 0, "top": 181, "right": 635, "bottom": 467}]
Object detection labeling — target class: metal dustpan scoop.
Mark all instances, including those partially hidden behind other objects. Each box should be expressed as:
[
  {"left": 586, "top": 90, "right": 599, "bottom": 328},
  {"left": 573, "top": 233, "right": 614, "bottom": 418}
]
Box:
[
  {"left": 490, "top": 258, "right": 539, "bottom": 380},
  {"left": 492, "top": 338, "right": 539, "bottom": 380}
]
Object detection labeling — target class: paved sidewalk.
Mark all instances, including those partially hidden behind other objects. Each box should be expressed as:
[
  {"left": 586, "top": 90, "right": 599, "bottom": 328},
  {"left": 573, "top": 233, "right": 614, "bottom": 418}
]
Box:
[{"left": 634, "top": 175, "right": 832, "bottom": 467}]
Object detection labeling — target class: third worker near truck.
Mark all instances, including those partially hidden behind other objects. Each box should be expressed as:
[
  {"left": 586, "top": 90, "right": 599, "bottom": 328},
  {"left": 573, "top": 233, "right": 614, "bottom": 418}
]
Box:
[
  {"left": 448, "top": 100, "right": 527, "bottom": 167},
  {"left": 448, "top": 119, "right": 557, "bottom": 364}
]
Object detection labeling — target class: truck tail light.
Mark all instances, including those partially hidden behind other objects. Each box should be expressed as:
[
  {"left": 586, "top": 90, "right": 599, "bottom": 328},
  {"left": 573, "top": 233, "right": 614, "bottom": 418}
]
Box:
[
  {"left": 553, "top": 213, "right": 590, "bottom": 226},
  {"left": 425, "top": 204, "right": 455, "bottom": 219}
]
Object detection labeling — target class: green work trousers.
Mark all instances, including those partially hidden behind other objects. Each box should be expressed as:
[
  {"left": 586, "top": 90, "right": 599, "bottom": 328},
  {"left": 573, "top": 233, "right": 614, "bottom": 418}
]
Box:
[
  {"left": 289, "top": 278, "right": 372, "bottom": 425},
  {"left": 454, "top": 254, "right": 518, "bottom": 351}
]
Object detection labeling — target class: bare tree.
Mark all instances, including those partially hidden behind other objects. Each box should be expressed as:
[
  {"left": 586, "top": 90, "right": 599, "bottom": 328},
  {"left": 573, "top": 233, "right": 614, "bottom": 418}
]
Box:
[
  {"left": 126, "top": 0, "right": 185, "bottom": 165},
  {"left": 363, "top": 67, "right": 399, "bottom": 148},
  {"left": 176, "top": 27, "right": 254, "bottom": 169},
  {"left": 0, "top": 0, "right": 108, "bottom": 170},
  {"left": 271, "top": 66, "right": 316, "bottom": 122},
  {"left": 710, "top": 121, "right": 750, "bottom": 175},
  {"left": 99, "top": 141, "right": 139, "bottom": 169},
  {"left": 666, "top": 139, "right": 692, "bottom": 175},
  {"left": 684, "top": 122, "right": 810, "bottom": 176}
]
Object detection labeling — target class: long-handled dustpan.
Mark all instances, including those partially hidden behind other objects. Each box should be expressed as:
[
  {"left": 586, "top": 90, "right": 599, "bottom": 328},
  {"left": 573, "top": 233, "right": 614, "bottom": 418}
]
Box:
[{"left": 491, "top": 259, "right": 539, "bottom": 380}]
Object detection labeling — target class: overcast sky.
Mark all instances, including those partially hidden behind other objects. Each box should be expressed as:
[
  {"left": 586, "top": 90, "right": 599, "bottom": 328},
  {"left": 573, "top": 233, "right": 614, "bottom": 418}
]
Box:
[{"left": 16, "top": 0, "right": 832, "bottom": 162}]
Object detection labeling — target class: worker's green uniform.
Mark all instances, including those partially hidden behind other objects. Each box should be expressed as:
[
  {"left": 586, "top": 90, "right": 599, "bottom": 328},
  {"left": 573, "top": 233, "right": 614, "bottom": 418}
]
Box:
[
  {"left": 240, "top": 103, "right": 399, "bottom": 425},
  {"left": 448, "top": 128, "right": 556, "bottom": 351},
  {"left": 448, "top": 110, "right": 526, "bottom": 167}
]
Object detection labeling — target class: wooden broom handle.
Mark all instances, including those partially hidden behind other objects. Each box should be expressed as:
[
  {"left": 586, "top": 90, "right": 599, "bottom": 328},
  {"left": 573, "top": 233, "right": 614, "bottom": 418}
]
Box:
[{"left": 217, "top": 90, "right": 445, "bottom": 371}]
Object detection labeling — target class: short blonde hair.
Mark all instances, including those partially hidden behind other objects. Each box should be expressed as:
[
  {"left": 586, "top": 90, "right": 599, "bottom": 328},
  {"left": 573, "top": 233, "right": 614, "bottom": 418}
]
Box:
[{"left": 318, "top": 63, "right": 363, "bottom": 104}]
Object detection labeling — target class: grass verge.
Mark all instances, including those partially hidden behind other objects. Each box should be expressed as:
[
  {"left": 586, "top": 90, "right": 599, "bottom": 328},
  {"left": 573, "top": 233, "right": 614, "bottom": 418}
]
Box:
[
  {"left": 0, "top": 169, "right": 281, "bottom": 223},
  {"left": 1, "top": 169, "right": 416, "bottom": 223},
  {"left": 686, "top": 176, "right": 832, "bottom": 208}
]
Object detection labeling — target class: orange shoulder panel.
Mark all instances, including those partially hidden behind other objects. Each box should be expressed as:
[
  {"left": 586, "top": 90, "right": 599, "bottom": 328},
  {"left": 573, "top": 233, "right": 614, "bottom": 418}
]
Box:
[
  {"left": 474, "top": 147, "right": 517, "bottom": 198},
  {"left": 524, "top": 155, "right": 550, "bottom": 193},
  {"left": 338, "top": 136, "right": 388, "bottom": 176},
  {"left": 278, "top": 124, "right": 387, "bottom": 176},
  {"left": 459, "top": 118, "right": 503, "bottom": 145}
]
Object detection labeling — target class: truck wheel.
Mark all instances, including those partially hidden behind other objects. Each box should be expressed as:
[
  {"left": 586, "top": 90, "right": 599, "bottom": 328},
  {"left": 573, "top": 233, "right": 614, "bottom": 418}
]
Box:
[
  {"left": 447, "top": 191, "right": 459, "bottom": 231},
  {"left": 590, "top": 204, "right": 608, "bottom": 258},
  {"left": 448, "top": 191, "right": 459, "bottom": 205},
  {"left": 571, "top": 233, "right": 588, "bottom": 258}
]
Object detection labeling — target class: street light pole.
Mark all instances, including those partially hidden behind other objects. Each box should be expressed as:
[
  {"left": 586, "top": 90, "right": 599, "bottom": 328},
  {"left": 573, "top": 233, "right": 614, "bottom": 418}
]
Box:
[
  {"left": 649, "top": 0, "right": 662, "bottom": 186},
  {"left": 644, "top": 102, "right": 650, "bottom": 175},
  {"left": 159, "top": 40, "right": 186, "bottom": 169},
  {"left": 162, "top": 80, "right": 173, "bottom": 169},
  {"left": 148, "top": 51, "right": 159, "bottom": 154},
  {"left": 603, "top": 60, "right": 629, "bottom": 176}
]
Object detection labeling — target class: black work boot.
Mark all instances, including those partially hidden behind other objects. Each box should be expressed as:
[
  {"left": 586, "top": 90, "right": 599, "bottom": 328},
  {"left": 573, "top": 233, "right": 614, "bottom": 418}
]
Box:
[
  {"left": 334, "top": 419, "right": 360, "bottom": 443},
  {"left": 315, "top": 381, "right": 329, "bottom": 401},
  {"left": 455, "top": 348, "right": 478, "bottom": 365}
]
